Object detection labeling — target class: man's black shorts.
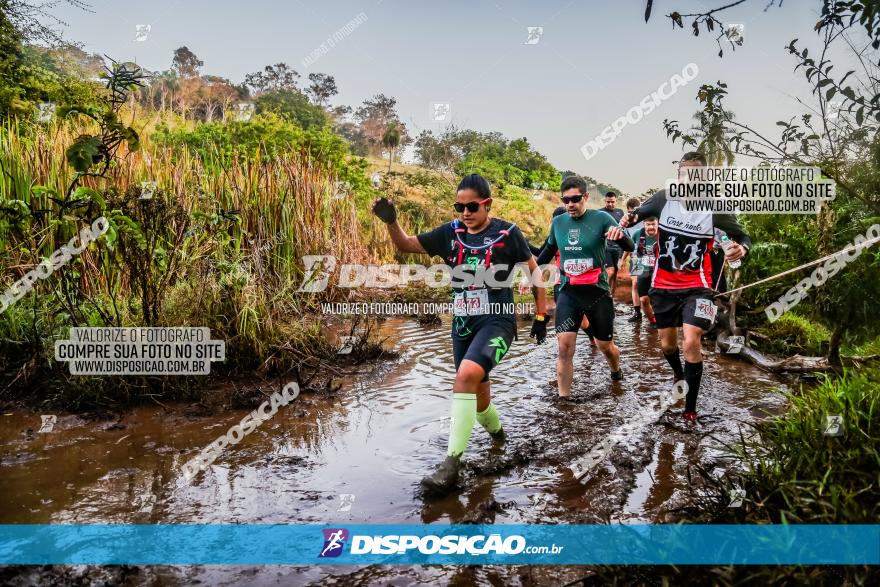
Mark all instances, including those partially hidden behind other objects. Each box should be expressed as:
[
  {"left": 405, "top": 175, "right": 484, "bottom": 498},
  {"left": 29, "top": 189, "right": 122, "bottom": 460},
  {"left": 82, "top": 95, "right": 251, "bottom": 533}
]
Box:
[
  {"left": 555, "top": 285, "right": 614, "bottom": 341},
  {"left": 452, "top": 315, "right": 516, "bottom": 380},
  {"left": 636, "top": 274, "right": 652, "bottom": 298},
  {"left": 603, "top": 247, "right": 621, "bottom": 270},
  {"left": 648, "top": 287, "right": 717, "bottom": 330}
]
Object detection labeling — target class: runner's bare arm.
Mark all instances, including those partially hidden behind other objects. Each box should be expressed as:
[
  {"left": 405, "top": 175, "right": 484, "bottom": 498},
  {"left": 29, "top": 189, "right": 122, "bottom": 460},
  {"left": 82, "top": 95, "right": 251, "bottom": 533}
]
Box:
[{"left": 387, "top": 222, "right": 427, "bottom": 254}]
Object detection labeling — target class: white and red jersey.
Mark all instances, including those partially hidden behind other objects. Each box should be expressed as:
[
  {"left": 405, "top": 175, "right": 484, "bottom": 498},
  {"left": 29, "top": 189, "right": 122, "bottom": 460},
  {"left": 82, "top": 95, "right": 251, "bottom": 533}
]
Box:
[{"left": 635, "top": 190, "right": 752, "bottom": 290}]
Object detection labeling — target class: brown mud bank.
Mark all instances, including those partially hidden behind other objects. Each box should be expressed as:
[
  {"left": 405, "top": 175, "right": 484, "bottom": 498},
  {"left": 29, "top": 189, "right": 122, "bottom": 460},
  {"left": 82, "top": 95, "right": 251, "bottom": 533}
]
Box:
[
  {"left": 0, "top": 290, "right": 787, "bottom": 585},
  {"left": 0, "top": 314, "right": 394, "bottom": 414}
]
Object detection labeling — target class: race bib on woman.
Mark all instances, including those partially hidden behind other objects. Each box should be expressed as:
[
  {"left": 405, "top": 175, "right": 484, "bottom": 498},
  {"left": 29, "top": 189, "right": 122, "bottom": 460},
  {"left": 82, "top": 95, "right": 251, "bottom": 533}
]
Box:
[{"left": 453, "top": 289, "right": 490, "bottom": 316}]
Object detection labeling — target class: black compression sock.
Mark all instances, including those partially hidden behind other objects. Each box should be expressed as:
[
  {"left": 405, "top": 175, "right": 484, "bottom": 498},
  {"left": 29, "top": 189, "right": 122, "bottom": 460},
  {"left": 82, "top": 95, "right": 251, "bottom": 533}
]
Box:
[
  {"left": 684, "top": 361, "right": 703, "bottom": 413},
  {"left": 664, "top": 350, "right": 684, "bottom": 380},
  {"left": 632, "top": 306, "right": 641, "bottom": 315}
]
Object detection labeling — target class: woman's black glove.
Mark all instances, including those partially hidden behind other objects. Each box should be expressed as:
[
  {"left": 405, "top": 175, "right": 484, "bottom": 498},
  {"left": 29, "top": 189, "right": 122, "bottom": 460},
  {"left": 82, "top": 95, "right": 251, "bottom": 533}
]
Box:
[
  {"left": 530, "top": 316, "right": 547, "bottom": 344},
  {"left": 372, "top": 197, "right": 397, "bottom": 224}
]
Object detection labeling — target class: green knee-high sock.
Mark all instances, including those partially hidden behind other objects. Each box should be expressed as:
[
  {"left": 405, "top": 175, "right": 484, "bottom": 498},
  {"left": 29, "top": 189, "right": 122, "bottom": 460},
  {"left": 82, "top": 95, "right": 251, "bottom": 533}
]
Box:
[
  {"left": 447, "top": 393, "right": 477, "bottom": 457},
  {"left": 475, "top": 403, "right": 502, "bottom": 434}
]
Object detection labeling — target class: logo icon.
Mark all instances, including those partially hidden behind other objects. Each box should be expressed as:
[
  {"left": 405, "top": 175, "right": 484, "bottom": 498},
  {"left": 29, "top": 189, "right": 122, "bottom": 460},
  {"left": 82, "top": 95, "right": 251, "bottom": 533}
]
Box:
[
  {"left": 828, "top": 100, "right": 842, "bottom": 120},
  {"left": 728, "top": 486, "right": 745, "bottom": 508},
  {"left": 233, "top": 103, "right": 255, "bottom": 122},
  {"left": 431, "top": 102, "right": 450, "bottom": 122},
  {"left": 337, "top": 494, "right": 356, "bottom": 512},
  {"left": 297, "top": 255, "right": 337, "bottom": 292},
  {"left": 319, "top": 528, "right": 349, "bottom": 558},
  {"left": 135, "top": 24, "right": 151, "bottom": 42},
  {"left": 724, "top": 23, "right": 744, "bottom": 45},
  {"left": 525, "top": 26, "right": 543, "bottom": 45},
  {"left": 567, "top": 229, "right": 579, "bottom": 246},
  {"left": 140, "top": 180, "right": 157, "bottom": 200},
  {"left": 337, "top": 335, "right": 356, "bottom": 355},
  {"left": 37, "top": 102, "right": 55, "bottom": 124},
  {"left": 38, "top": 414, "right": 57, "bottom": 433},
  {"left": 488, "top": 336, "right": 509, "bottom": 363},
  {"left": 824, "top": 414, "right": 844, "bottom": 437},
  {"left": 727, "top": 335, "right": 745, "bottom": 353}
]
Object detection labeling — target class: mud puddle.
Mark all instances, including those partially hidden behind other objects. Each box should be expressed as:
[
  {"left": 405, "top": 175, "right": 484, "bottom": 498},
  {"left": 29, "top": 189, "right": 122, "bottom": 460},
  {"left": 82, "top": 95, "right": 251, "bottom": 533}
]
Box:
[{"left": 0, "top": 293, "right": 786, "bottom": 585}]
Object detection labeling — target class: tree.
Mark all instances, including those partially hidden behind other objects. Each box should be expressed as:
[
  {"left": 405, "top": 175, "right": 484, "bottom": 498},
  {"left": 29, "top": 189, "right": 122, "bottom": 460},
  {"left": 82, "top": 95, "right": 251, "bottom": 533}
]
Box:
[
  {"left": 0, "top": 1, "right": 27, "bottom": 117},
  {"left": 353, "top": 94, "right": 410, "bottom": 157},
  {"left": 382, "top": 121, "right": 401, "bottom": 172},
  {"left": 3, "top": 0, "right": 91, "bottom": 46},
  {"left": 244, "top": 63, "right": 300, "bottom": 95},
  {"left": 196, "top": 75, "right": 242, "bottom": 122},
  {"left": 255, "top": 89, "right": 327, "bottom": 130},
  {"left": 689, "top": 108, "right": 737, "bottom": 166},
  {"left": 171, "top": 46, "right": 203, "bottom": 78},
  {"left": 305, "top": 73, "right": 338, "bottom": 106},
  {"left": 146, "top": 69, "right": 180, "bottom": 112}
]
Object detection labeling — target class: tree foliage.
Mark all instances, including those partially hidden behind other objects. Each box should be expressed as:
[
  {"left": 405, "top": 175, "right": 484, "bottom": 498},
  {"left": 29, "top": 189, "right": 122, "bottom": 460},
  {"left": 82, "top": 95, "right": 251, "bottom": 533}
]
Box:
[{"left": 415, "top": 126, "right": 561, "bottom": 190}]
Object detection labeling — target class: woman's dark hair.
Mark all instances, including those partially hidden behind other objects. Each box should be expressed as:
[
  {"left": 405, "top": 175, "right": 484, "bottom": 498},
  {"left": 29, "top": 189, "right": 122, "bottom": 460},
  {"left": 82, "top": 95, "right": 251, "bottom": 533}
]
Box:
[
  {"left": 457, "top": 174, "right": 492, "bottom": 199},
  {"left": 626, "top": 197, "right": 641, "bottom": 209},
  {"left": 681, "top": 151, "right": 707, "bottom": 165},
  {"left": 561, "top": 175, "right": 587, "bottom": 194}
]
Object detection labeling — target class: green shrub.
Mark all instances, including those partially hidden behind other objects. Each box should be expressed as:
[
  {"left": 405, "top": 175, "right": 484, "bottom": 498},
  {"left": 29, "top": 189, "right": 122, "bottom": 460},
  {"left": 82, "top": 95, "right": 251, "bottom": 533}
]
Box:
[{"left": 754, "top": 312, "right": 830, "bottom": 356}]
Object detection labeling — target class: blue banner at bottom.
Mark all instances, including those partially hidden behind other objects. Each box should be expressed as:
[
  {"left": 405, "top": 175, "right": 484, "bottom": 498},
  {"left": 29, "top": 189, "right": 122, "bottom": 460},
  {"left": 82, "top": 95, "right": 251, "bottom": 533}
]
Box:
[{"left": 0, "top": 524, "right": 878, "bottom": 565}]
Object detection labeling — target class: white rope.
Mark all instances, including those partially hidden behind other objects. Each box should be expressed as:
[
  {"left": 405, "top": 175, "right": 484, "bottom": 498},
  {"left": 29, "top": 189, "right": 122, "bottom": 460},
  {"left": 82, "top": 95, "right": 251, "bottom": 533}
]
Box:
[{"left": 716, "top": 234, "right": 880, "bottom": 297}]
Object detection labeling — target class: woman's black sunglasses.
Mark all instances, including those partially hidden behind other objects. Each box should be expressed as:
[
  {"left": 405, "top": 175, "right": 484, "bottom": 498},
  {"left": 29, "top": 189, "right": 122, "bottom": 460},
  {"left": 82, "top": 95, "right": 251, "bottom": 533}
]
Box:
[
  {"left": 453, "top": 198, "right": 491, "bottom": 213},
  {"left": 561, "top": 194, "right": 584, "bottom": 204}
]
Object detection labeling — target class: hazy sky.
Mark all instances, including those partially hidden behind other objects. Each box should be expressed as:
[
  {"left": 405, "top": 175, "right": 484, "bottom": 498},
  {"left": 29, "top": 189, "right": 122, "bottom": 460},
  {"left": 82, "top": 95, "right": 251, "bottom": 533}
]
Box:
[{"left": 49, "top": 1, "right": 836, "bottom": 194}]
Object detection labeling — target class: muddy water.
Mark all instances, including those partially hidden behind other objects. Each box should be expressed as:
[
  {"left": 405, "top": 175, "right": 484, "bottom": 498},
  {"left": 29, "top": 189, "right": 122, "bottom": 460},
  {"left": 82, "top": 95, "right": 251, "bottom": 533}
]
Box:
[{"left": 0, "top": 293, "right": 786, "bottom": 586}]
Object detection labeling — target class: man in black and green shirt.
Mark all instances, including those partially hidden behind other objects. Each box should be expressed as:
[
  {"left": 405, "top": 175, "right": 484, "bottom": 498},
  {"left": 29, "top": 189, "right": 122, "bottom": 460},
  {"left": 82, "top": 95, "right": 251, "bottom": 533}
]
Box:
[{"left": 537, "top": 176, "right": 634, "bottom": 398}]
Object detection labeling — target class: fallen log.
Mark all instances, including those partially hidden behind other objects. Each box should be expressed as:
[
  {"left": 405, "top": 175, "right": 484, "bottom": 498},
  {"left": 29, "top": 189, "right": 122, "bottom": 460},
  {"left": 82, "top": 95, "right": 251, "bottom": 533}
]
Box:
[{"left": 715, "top": 332, "right": 838, "bottom": 374}]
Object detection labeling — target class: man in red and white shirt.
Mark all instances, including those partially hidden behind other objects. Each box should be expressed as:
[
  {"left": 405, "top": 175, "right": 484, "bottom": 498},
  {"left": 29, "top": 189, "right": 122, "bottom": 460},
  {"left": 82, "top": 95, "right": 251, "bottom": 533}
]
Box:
[{"left": 621, "top": 152, "right": 751, "bottom": 422}]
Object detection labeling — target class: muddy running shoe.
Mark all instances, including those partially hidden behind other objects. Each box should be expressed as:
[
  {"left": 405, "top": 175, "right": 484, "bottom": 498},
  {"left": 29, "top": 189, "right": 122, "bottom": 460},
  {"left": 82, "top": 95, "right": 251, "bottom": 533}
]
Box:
[
  {"left": 627, "top": 309, "right": 642, "bottom": 323},
  {"left": 420, "top": 455, "right": 461, "bottom": 495},
  {"left": 683, "top": 410, "right": 698, "bottom": 423},
  {"left": 611, "top": 369, "right": 623, "bottom": 381}
]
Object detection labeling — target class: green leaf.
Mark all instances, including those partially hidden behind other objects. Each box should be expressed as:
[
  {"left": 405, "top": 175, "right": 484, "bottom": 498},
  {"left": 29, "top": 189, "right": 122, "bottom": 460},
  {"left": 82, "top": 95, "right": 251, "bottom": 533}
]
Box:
[
  {"left": 66, "top": 135, "right": 103, "bottom": 173},
  {"left": 72, "top": 187, "right": 106, "bottom": 209},
  {"left": 122, "top": 126, "right": 140, "bottom": 151}
]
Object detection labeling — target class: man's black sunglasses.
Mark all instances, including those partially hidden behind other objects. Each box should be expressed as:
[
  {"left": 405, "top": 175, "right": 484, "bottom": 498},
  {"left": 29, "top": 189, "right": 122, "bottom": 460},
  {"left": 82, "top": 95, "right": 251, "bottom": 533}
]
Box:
[{"left": 561, "top": 194, "right": 584, "bottom": 204}]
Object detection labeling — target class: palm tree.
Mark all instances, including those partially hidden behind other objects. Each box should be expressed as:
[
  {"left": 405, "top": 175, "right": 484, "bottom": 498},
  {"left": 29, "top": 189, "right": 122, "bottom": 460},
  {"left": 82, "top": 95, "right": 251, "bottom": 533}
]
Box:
[
  {"left": 689, "top": 109, "right": 737, "bottom": 166},
  {"left": 382, "top": 121, "right": 401, "bottom": 172}
]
